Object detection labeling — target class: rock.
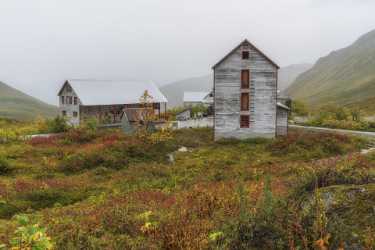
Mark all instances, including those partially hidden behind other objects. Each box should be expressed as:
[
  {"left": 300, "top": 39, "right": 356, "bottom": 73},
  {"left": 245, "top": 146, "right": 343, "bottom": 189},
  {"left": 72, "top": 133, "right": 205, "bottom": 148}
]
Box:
[
  {"left": 167, "top": 153, "right": 175, "bottom": 164},
  {"left": 178, "top": 146, "right": 188, "bottom": 152}
]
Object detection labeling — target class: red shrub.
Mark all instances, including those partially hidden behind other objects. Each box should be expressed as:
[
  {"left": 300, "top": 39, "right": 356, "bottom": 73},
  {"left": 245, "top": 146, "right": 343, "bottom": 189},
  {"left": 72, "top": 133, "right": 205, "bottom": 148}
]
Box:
[{"left": 27, "top": 135, "right": 60, "bottom": 146}]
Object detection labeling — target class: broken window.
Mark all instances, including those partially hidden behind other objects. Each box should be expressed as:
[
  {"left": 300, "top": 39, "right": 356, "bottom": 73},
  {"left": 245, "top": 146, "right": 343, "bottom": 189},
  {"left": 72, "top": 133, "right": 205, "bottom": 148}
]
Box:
[{"left": 242, "top": 51, "right": 249, "bottom": 59}]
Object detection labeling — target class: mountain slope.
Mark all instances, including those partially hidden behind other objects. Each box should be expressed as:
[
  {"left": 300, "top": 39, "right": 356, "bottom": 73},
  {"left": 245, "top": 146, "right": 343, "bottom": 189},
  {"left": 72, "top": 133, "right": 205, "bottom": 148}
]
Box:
[
  {"left": 286, "top": 29, "right": 375, "bottom": 113},
  {"left": 278, "top": 63, "right": 312, "bottom": 91},
  {"left": 0, "top": 81, "right": 58, "bottom": 120},
  {"left": 160, "top": 75, "right": 213, "bottom": 108}
]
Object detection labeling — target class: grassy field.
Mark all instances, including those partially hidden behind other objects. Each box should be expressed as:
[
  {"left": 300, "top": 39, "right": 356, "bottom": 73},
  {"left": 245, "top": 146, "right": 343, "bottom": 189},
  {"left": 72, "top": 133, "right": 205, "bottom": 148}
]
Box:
[{"left": 0, "top": 123, "right": 374, "bottom": 249}]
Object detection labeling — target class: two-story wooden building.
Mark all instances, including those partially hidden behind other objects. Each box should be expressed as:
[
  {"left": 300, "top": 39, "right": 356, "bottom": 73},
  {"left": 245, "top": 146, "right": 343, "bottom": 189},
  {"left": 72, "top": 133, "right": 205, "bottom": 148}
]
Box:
[
  {"left": 57, "top": 79, "right": 168, "bottom": 126},
  {"left": 213, "top": 39, "right": 289, "bottom": 140}
]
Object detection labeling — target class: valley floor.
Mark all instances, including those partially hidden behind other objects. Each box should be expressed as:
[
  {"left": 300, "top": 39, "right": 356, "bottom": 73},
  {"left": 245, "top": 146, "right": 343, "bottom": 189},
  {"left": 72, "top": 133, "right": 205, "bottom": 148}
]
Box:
[{"left": 0, "top": 126, "right": 374, "bottom": 249}]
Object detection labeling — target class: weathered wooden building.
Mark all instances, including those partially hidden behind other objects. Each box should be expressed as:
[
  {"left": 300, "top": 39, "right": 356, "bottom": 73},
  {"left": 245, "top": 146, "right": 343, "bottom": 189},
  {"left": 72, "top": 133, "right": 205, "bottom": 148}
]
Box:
[
  {"left": 57, "top": 79, "right": 168, "bottom": 126},
  {"left": 213, "top": 39, "right": 289, "bottom": 140}
]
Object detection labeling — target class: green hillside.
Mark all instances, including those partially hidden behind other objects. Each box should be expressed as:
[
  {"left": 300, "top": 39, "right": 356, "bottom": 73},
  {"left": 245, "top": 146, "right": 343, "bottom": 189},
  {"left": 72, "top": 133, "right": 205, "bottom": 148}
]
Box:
[
  {"left": 286, "top": 29, "right": 375, "bottom": 113},
  {"left": 0, "top": 81, "right": 58, "bottom": 120}
]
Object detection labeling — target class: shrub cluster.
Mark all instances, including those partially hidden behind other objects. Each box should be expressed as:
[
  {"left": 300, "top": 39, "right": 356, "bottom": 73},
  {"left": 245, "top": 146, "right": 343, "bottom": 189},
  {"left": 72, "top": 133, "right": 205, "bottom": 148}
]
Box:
[
  {"left": 268, "top": 132, "right": 363, "bottom": 160},
  {"left": 299, "top": 104, "right": 375, "bottom": 132},
  {"left": 0, "top": 156, "right": 11, "bottom": 175}
]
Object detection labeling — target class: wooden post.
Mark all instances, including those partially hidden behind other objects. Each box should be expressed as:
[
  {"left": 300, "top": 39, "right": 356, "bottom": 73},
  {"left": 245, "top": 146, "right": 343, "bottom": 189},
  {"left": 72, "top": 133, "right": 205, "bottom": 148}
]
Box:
[{"left": 158, "top": 103, "right": 161, "bottom": 119}]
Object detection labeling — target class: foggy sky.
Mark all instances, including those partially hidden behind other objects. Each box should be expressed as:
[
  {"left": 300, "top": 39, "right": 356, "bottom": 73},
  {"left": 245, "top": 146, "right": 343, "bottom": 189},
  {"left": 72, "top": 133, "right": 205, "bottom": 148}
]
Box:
[{"left": 0, "top": 0, "right": 374, "bottom": 104}]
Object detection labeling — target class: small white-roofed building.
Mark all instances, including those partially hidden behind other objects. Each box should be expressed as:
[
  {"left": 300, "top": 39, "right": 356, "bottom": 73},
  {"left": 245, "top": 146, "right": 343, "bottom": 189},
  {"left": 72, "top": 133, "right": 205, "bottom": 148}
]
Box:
[
  {"left": 183, "top": 91, "right": 213, "bottom": 107},
  {"left": 57, "top": 79, "right": 168, "bottom": 126}
]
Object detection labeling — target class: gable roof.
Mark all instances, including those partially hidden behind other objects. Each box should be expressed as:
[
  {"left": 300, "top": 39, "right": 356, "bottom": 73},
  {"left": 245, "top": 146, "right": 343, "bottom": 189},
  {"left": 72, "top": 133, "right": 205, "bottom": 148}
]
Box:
[
  {"left": 183, "top": 92, "right": 210, "bottom": 103},
  {"left": 212, "top": 39, "right": 280, "bottom": 69},
  {"left": 57, "top": 79, "right": 168, "bottom": 106}
]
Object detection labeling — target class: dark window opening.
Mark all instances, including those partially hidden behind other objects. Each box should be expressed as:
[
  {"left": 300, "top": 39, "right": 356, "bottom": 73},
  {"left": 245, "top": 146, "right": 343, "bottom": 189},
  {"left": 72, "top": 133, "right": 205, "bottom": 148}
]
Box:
[
  {"left": 61, "top": 96, "right": 65, "bottom": 105},
  {"left": 66, "top": 85, "right": 72, "bottom": 92},
  {"left": 241, "top": 93, "right": 249, "bottom": 111},
  {"left": 241, "top": 70, "right": 250, "bottom": 89},
  {"left": 73, "top": 111, "right": 78, "bottom": 117},
  {"left": 240, "top": 115, "right": 250, "bottom": 128},
  {"left": 242, "top": 51, "right": 249, "bottom": 59},
  {"left": 74, "top": 97, "right": 78, "bottom": 105},
  {"left": 62, "top": 111, "right": 67, "bottom": 116}
]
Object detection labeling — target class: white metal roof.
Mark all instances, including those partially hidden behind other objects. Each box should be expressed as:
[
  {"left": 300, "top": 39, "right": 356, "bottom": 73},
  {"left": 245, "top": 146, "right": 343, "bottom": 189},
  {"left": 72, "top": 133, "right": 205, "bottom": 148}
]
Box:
[
  {"left": 59, "top": 79, "right": 168, "bottom": 106},
  {"left": 183, "top": 92, "right": 210, "bottom": 103}
]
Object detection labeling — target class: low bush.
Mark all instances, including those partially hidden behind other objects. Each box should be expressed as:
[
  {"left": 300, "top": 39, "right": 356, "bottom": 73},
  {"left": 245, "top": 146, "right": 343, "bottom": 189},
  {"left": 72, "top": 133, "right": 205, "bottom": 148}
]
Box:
[
  {"left": 27, "top": 135, "right": 61, "bottom": 146},
  {"left": 267, "top": 132, "right": 363, "bottom": 160},
  {"left": 58, "top": 137, "right": 174, "bottom": 173},
  {"left": 17, "top": 189, "right": 87, "bottom": 210},
  {"left": 63, "top": 127, "right": 98, "bottom": 144},
  {"left": 44, "top": 116, "right": 69, "bottom": 133},
  {"left": 0, "top": 156, "right": 11, "bottom": 175},
  {"left": 1, "top": 214, "right": 53, "bottom": 250},
  {"left": 292, "top": 154, "right": 375, "bottom": 197}
]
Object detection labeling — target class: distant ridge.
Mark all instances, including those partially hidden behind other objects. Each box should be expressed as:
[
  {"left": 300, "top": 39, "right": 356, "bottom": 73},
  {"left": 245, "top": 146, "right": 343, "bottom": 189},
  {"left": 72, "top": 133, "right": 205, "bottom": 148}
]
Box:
[
  {"left": 0, "top": 81, "right": 58, "bottom": 120},
  {"left": 286, "top": 29, "right": 375, "bottom": 114},
  {"left": 278, "top": 63, "right": 312, "bottom": 91},
  {"left": 160, "top": 63, "right": 312, "bottom": 108}
]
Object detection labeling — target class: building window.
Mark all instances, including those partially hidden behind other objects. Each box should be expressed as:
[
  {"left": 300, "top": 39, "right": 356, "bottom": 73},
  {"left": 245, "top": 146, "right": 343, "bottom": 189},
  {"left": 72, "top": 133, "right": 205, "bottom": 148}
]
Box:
[
  {"left": 74, "top": 97, "right": 78, "bottom": 105},
  {"left": 66, "top": 85, "right": 72, "bottom": 92},
  {"left": 61, "top": 96, "right": 65, "bottom": 105},
  {"left": 67, "top": 96, "right": 72, "bottom": 105},
  {"left": 242, "top": 51, "right": 249, "bottom": 59},
  {"left": 240, "top": 115, "right": 249, "bottom": 128},
  {"left": 241, "top": 70, "right": 250, "bottom": 89},
  {"left": 73, "top": 111, "right": 78, "bottom": 117},
  {"left": 241, "top": 93, "right": 249, "bottom": 111},
  {"left": 62, "top": 110, "right": 67, "bottom": 116}
]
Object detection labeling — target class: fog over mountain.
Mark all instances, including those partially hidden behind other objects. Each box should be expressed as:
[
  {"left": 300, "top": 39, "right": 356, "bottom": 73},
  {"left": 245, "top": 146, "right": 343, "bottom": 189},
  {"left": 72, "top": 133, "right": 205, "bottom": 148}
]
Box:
[
  {"left": 0, "top": 0, "right": 375, "bottom": 105},
  {"left": 278, "top": 64, "right": 312, "bottom": 91}
]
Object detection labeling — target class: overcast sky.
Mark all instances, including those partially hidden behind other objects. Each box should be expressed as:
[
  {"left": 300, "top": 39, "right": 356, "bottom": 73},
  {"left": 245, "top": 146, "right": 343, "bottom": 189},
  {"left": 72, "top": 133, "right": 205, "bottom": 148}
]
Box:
[{"left": 0, "top": 0, "right": 374, "bottom": 104}]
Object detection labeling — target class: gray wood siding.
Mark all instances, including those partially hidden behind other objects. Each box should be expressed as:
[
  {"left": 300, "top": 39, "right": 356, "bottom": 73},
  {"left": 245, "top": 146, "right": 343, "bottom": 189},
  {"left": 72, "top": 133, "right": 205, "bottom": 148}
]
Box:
[
  {"left": 58, "top": 83, "right": 81, "bottom": 126},
  {"left": 214, "top": 43, "right": 278, "bottom": 140},
  {"left": 276, "top": 107, "right": 288, "bottom": 136}
]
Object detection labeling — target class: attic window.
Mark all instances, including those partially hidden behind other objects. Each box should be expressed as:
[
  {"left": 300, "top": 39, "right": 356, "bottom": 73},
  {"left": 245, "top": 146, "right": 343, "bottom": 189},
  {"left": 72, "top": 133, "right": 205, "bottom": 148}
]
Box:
[
  {"left": 242, "top": 51, "right": 249, "bottom": 60},
  {"left": 66, "top": 85, "right": 72, "bottom": 92}
]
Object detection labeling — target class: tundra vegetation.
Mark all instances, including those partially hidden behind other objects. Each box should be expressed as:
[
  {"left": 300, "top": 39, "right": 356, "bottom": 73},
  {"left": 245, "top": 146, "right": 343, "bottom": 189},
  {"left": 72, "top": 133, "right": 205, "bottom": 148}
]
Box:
[
  {"left": 0, "top": 117, "right": 374, "bottom": 249},
  {"left": 292, "top": 101, "right": 375, "bottom": 132}
]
